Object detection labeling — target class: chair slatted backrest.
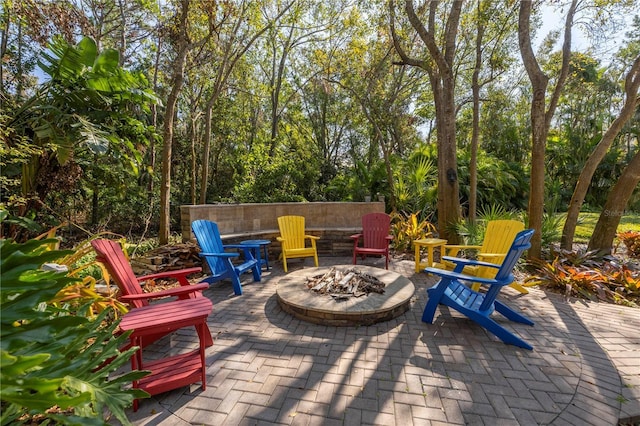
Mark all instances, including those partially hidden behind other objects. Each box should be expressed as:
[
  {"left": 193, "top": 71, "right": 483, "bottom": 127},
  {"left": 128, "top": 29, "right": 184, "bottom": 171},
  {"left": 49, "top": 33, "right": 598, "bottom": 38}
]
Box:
[
  {"left": 476, "top": 220, "right": 525, "bottom": 278},
  {"left": 91, "top": 239, "right": 148, "bottom": 308},
  {"left": 481, "top": 220, "right": 525, "bottom": 255},
  {"left": 362, "top": 213, "right": 391, "bottom": 249},
  {"left": 479, "top": 229, "right": 534, "bottom": 311},
  {"left": 277, "top": 216, "right": 307, "bottom": 250},
  {"left": 191, "top": 220, "right": 226, "bottom": 275}
]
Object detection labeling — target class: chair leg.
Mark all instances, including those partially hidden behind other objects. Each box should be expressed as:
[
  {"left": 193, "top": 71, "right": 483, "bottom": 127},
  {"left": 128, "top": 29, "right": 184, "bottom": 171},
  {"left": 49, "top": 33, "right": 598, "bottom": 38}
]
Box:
[
  {"left": 231, "top": 274, "right": 243, "bottom": 295},
  {"left": 282, "top": 254, "right": 288, "bottom": 273},
  {"left": 352, "top": 250, "right": 357, "bottom": 265},
  {"left": 422, "top": 281, "right": 446, "bottom": 323},
  {"left": 252, "top": 264, "right": 261, "bottom": 282},
  {"left": 509, "top": 282, "right": 529, "bottom": 294},
  {"left": 494, "top": 300, "right": 534, "bottom": 325},
  {"left": 313, "top": 252, "right": 319, "bottom": 267},
  {"left": 196, "top": 325, "right": 214, "bottom": 347},
  {"left": 479, "top": 315, "right": 533, "bottom": 350}
]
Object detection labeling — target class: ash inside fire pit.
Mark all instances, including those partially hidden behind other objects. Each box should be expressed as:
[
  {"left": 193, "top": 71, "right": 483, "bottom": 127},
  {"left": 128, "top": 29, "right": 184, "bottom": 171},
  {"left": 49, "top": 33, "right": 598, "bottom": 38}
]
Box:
[{"left": 306, "top": 267, "right": 385, "bottom": 300}]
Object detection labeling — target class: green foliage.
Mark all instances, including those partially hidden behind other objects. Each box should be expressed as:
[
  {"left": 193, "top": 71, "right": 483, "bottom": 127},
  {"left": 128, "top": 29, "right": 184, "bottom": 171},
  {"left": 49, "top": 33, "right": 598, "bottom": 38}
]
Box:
[
  {"left": 11, "top": 35, "right": 157, "bottom": 166},
  {"left": 393, "top": 146, "right": 437, "bottom": 215},
  {"left": 457, "top": 150, "right": 529, "bottom": 212},
  {"left": 564, "top": 212, "right": 640, "bottom": 244},
  {"left": 3, "top": 35, "right": 159, "bottom": 239},
  {"left": 454, "top": 205, "right": 520, "bottom": 245},
  {"left": 617, "top": 231, "right": 640, "bottom": 258},
  {"left": 232, "top": 144, "right": 311, "bottom": 202},
  {"left": 390, "top": 211, "right": 437, "bottom": 253},
  {"left": 519, "top": 210, "right": 564, "bottom": 248},
  {"left": 527, "top": 249, "right": 640, "bottom": 307},
  {"left": 0, "top": 235, "right": 148, "bottom": 425}
]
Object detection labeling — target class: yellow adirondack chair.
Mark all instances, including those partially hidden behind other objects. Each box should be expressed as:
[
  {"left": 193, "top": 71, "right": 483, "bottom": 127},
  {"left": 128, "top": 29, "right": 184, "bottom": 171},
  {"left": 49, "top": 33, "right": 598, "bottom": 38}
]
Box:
[
  {"left": 435, "top": 220, "right": 529, "bottom": 293},
  {"left": 277, "top": 215, "right": 320, "bottom": 273}
]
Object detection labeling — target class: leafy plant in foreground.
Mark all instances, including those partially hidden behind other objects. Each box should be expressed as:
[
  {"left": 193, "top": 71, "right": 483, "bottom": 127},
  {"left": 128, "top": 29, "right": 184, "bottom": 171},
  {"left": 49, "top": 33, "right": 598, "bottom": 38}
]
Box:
[
  {"left": 390, "top": 211, "right": 437, "bottom": 253},
  {"left": 0, "top": 236, "right": 148, "bottom": 425},
  {"left": 617, "top": 231, "right": 640, "bottom": 258},
  {"left": 526, "top": 249, "right": 640, "bottom": 307}
]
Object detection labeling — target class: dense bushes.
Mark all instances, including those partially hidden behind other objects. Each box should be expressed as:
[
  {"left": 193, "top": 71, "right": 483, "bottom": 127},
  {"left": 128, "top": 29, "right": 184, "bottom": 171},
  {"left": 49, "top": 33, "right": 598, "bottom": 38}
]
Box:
[{"left": 0, "top": 229, "right": 146, "bottom": 424}]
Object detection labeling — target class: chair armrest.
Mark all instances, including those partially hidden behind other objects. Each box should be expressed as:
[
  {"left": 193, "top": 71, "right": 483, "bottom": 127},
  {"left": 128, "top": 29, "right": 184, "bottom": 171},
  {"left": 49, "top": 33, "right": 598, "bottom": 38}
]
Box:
[
  {"left": 477, "top": 253, "right": 504, "bottom": 261},
  {"left": 136, "top": 267, "right": 203, "bottom": 284},
  {"left": 276, "top": 237, "right": 285, "bottom": 242},
  {"left": 443, "top": 244, "right": 481, "bottom": 257},
  {"left": 442, "top": 256, "right": 501, "bottom": 270},
  {"left": 305, "top": 235, "right": 320, "bottom": 240},
  {"left": 350, "top": 233, "right": 362, "bottom": 240},
  {"left": 199, "top": 252, "right": 238, "bottom": 259},
  {"left": 225, "top": 243, "right": 260, "bottom": 250},
  {"left": 121, "top": 282, "right": 210, "bottom": 301},
  {"left": 445, "top": 244, "right": 483, "bottom": 250},
  {"left": 424, "top": 267, "right": 513, "bottom": 287},
  {"left": 385, "top": 235, "right": 393, "bottom": 241}
]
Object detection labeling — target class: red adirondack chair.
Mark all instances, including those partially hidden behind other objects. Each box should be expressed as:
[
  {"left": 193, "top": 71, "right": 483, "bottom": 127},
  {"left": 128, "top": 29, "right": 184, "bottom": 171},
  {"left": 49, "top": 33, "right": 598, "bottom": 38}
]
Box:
[
  {"left": 350, "top": 213, "right": 393, "bottom": 269},
  {"left": 91, "top": 239, "right": 213, "bottom": 347}
]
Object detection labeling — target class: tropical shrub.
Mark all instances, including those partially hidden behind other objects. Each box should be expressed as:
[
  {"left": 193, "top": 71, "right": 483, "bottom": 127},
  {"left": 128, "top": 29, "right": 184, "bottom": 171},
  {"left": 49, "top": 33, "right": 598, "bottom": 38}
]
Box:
[
  {"left": 0, "top": 234, "right": 147, "bottom": 425},
  {"left": 393, "top": 149, "right": 437, "bottom": 215},
  {"left": 617, "top": 231, "right": 640, "bottom": 258},
  {"left": 526, "top": 249, "right": 640, "bottom": 307},
  {"left": 3, "top": 35, "right": 159, "bottom": 239},
  {"left": 453, "top": 204, "right": 520, "bottom": 245},
  {"left": 520, "top": 210, "right": 565, "bottom": 248},
  {"left": 390, "top": 211, "right": 437, "bottom": 253}
]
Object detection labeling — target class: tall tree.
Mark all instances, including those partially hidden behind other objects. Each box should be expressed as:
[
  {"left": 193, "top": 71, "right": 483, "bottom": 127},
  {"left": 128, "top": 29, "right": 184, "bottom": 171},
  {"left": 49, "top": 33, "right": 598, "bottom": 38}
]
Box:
[
  {"left": 159, "top": 0, "right": 216, "bottom": 244},
  {"left": 518, "top": 0, "right": 576, "bottom": 259},
  {"left": 561, "top": 54, "right": 640, "bottom": 249},
  {"left": 198, "top": 1, "right": 292, "bottom": 204},
  {"left": 466, "top": 0, "right": 516, "bottom": 221},
  {"left": 389, "top": 0, "right": 463, "bottom": 243},
  {"left": 588, "top": 148, "right": 640, "bottom": 253}
]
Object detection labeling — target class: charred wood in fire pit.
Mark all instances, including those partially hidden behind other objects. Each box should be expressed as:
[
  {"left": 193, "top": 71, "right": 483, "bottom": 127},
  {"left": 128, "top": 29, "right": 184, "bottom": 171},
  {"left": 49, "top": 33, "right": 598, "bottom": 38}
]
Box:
[{"left": 306, "top": 267, "right": 385, "bottom": 298}]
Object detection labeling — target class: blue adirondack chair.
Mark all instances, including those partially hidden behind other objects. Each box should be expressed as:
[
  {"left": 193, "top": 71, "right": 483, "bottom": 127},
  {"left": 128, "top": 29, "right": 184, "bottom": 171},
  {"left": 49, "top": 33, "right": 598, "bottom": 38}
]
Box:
[
  {"left": 191, "top": 220, "right": 261, "bottom": 295},
  {"left": 422, "top": 229, "right": 535, "bottom": 350}
]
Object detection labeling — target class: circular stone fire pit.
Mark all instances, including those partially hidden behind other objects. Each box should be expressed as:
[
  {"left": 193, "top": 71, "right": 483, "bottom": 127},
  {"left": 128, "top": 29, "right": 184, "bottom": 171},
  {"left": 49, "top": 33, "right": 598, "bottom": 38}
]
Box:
[{"left": 276, "top": 265, "right": 415, "bottom": 326}]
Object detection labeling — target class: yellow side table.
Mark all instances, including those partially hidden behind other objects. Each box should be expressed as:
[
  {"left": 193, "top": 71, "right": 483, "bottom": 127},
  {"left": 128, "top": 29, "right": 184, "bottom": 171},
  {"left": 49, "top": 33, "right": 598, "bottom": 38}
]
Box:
[{"left": 413, "top": 238, "right": 448, "bottom": 273}]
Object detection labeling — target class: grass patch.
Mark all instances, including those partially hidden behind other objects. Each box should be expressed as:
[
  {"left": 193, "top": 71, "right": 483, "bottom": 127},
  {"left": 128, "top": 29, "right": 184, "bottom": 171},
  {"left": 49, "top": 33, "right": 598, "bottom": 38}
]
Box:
[{"left": 569, "top": 212, "right": 640, "bottom": 244}]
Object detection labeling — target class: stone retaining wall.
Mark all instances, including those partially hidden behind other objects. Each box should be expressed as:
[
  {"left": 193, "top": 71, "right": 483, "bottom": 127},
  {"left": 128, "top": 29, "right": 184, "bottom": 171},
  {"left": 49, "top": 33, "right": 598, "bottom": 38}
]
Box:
[{"left": 180, "top": 202, "right": 386, "bottom": 257}]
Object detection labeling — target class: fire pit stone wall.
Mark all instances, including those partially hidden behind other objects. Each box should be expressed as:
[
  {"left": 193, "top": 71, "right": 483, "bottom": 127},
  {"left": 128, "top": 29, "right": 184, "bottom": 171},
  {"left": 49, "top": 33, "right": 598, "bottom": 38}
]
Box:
[{"left": 180, "top": 202, "right": 385, "bottom": 257}]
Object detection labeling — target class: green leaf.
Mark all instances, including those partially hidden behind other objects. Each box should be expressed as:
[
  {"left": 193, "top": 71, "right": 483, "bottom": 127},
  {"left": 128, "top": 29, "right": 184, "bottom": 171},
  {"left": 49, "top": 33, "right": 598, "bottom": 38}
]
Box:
[
  {"left": 0, "top": 351, "right": 50, "bottom": 376},
  {"left": 76, "top": 37, "right": 98, "bottom": 67},
  {"left": 93, "top": 49, "right": 120, "bottom": 74}
]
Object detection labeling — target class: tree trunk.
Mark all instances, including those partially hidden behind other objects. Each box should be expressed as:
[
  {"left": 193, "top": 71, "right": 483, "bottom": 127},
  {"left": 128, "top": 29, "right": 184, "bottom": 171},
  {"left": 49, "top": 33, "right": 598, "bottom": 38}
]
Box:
[
  {"left": 147, "top": 35, "right": 162, "bottom": 198},
  {"left": 469, "top": 2, "right": 484, "bottom": 222},
  {"left": 198, "top": 3, "right": 283, "bottom": 202},
  {"left": 561, "top": 55, "right": 640, "bottom": 250},
  {"left": 0, "top": 4, "right": 10, "bottom": 98},
  {"left": 588, "top": 149, "right": 640, "bottom": 254},
  {"left": 159, "top": 0, "right": 191, "bottom": 245},
  {"left": 91, "top": 170, "right": 99, "bottom": 225},
  {"left": 518, "top": 0, "right": 575, "bottom": 259},
  {"left": 434, "top": 75, "right": 461, "bottom": 242},
  {"left": 190, "top": 115, "right": 198, "bottom": 205},
  {"left": 268, "top": 27, "right": 293, "bottom": 157},
  {"left": 199, "top": 103, "right": 213, "bottom": 204},
  {"left": 116, "top": 0, "right": 127, "bottom": 66},
  {"left": 389, "top": 0, "right": 462, "bottom": 243}
]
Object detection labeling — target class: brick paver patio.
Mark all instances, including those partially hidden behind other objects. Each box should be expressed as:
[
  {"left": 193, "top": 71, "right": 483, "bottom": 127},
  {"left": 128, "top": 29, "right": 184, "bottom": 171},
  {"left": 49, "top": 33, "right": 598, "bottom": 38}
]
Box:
[{"left": 114, "top": 256, "right": 640, "bottom": 426}]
